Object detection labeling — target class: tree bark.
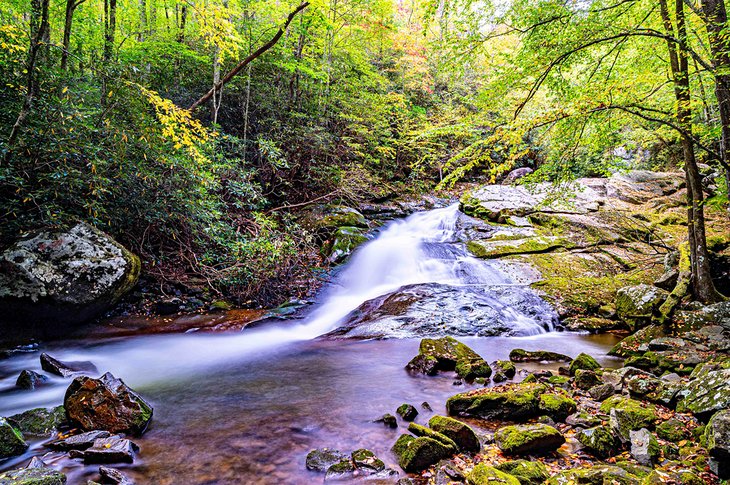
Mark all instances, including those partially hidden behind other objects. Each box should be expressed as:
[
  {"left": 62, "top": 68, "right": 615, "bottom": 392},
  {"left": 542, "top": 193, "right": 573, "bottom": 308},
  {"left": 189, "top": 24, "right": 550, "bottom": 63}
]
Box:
[
  {"left": 61, "top": 0, "right": 86, "bottom": 70},
  {"left": 103, "top": 0, "right": 117, "bottom": 63}
]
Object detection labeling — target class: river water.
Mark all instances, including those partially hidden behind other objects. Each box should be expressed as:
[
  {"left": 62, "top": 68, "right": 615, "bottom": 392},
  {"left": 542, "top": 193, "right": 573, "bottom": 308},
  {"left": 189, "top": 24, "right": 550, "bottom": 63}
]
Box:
[{"left": 0, "top": 205, "right": 621, "bottom": 484}]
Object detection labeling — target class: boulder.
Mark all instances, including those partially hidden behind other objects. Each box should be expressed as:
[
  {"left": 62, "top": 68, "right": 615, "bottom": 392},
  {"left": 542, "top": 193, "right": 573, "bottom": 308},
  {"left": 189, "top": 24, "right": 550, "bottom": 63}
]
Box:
[
  {"left": 428, "top": 415, "right": 480, "bottom": 453},
  {"left": 537, "top": 393, "right": 577, "bottom": 422},
  {"left": 396, "top": 404, "right": 418, "bottom": 422},
  {"left": 566, "top": 411, "right": 603, "bottom": 429},
  {"left": 64, "top": 372, "right": 153, "bottom": 435},
  {"left": 15, "top": 370, "right": 48, "bottom": 390},
  {"left": 317, "top": 206, "right": 368, "bottom": 230},
  {"left": 676, "top": 369, "right": 730, "bottom": 421},
  {"left": 466, "top": 464, "right": 521, "bottom": 485},
  {"left": 48, "top": 430, "right": 112, "bottom": 451},
  {"left": 502, "top": 168, "right": 534, "bottom": 185},
  {"left": 324, "top": 459, "right": 355, "bottom": 481},
  {"left": 491, "top": 360, "right": 516, "bottom": 382},
  {"left": 494, "top": 460, "right": 549, "bottom": 485},
  {"left": 406, "top": 336, "right": 491, "bottom": 379},
  {"left": 0, "top": 467, "right": 66, "bottom": 484},
  {"left": 0, "top": 417, "right": 28, "bottom": 459},
  {"left": 568, "top": 353, "right": 600, "bottom": 376},
  {"left": 305, "top": 448, "right": 347, "bottom": 472},
  {"left": 8, "top": 406, "right": 66, "bottom": 436},
  {"left": 508, "top": 349, "right": 571, "bottom": 363},
  {"left": 588, "top": 383, "right": 615, "bottom": 401},
  {"left": 0, "top": 222, "right": 141, "bottom": 325},
  {"left": 629, "top": 428, "right": 660, "bottom": 466},
  {"left": 323, "top": 226, "right": 368, "bottom": 264},
  {"left": 407, "top": 423, "right": 458, "bottom": 453},
  {"left": 40, "top": 353, "right": 98, "bottom": 378},
  {"left": 615, "top": 284, "right": 669, "bottom": 330},
  {"left": 373, "top": 414, "right": 397, "bottom": 428},
  {"left": 98, "top": 466, "right": 133, "bottom": 485},
  {"left": 351, "top": 448, "right": 385, "bottom": 472},
  {"left": 601, "top": 397, "right": 657, "bottom": 442},
  {"left": 494, "top": 424, "right": 565, "bottom": 455},
  {"left": 69, "top": 436, "right": 138, "bottom": 464},
  {"left": 576, "top": 425, "right": 620, "bottom": 458},
  {"left": 705, "top": 409, "right": 730, "bottom": 478},
  {"left": 545, "top": 465, "right": 640, "bottom": 485},
  {"left": 446, "top": 382, "right": 546, "bottom": 421},
  {"left": 655, "top": 419, "right": 690, "bottom": 442},
  {"left": 392, "top": 434, "right": 452, "bottom": 473},
  {"left": 574, "top": 369, "right": 601, "bottom": 390}
]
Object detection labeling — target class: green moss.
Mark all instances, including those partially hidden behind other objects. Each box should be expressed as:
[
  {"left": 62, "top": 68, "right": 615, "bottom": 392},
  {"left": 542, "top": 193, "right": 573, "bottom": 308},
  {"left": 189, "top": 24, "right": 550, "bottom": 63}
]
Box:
[
  {"left": 0, "top": 467, "right": 66, "bottom": 485},
  {"left": 0, "top": 418, "right": 28, "bottom": 459},
  {"left": 494, "top": 460, "right": 549, "bottom": 485},
  {"left": 410, "top": 336, "right": 491, "bottom": 379},
  {"left": 576, "top": 425, "right": 620, "bottom": 458},
  {"left": 447, "top": 382, "right": 547, "bottom": 420},
  {"left": 407, "top": 423, "right": 457, "bottom": 453},
  {"left": 467, "top": 236, "right": 573, "bottom": 259},
  {"left": 428, "top": 415, "right": 480, "bottom": 453},
  {"left": 494, "top": 423, "right": 565, "bottom": 455},
  {"left": 538, "top": 393, "right": 577, "bottom": 421},
  {"left": 569, "top": 353, "right": 600, "bottom": 376},
  {"left": 546, "top": 465, "right": 640, "bottom": 485},
  {"left": 392, "top": 435, "right": 452, "bottom": 473},
  {"left": 8, "top": 406, "right": 65, "bottom": 437},
  {"left": 547, "top": 376, "right": 570, "bottom": 386},
  {"left": 467, "top": 464, "right": 521, "bottom": 485}
]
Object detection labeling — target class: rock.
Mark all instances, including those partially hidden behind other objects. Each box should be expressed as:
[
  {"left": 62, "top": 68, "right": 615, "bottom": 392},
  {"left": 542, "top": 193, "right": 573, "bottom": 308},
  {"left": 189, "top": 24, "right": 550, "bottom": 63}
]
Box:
[
  {"left": 0, "top": 418, "right": 28, "bottom": 459},
  {"left": 494, "top": 424, "right": 565, "bottom": 455},
  {"left": 494, "top": 460, "right": 549, "bottom": 485},
  {"left": 629, "top": 428, "right": 660, "bottom": 466},
  {"left": 324, "top": 459, "right": 355, "bottom": 481},
  {"left": 705, "top": 409, "right": 730, "bottom": 478},
  {"left": 435, "top": 461, "right": 465, "bottom": 483},
  {"left": 26, "top": 457, "right": 47, "bottom": 469},
  {"left": 566, "top": 411, "right": 603, "bottom": 429},
  {"left": 576, "top": 425, "right": 620, "bottom": 458},
  {"left": 562, "top": 317, "right": 622, "bottom": 333},
  {"left": 8, "top": 406, "right": 66, "bottom": 436},
  {"left": 323, "top": 226, "right": 368, "bottom": 264},
  {"left": 509, "top": 349, "right": 573, "bottom": 362},
  {"left": 407, "top": 423, "right": 458, "bottom": 452},
  {"left": 601, "top": 397, "right": 657, "bottom": 442},
  {"left": 502, "top": 168, "right": 534, "bottom": 185},
  {"left": 545, "top": 465, "right": 640, "bottom": 485},
  {"left": 447, "top": 382, "right": 546, "bottom": 421},
  {"left": 406, "top": 336, "right": 491, "bottom": 379},
  {"left": 588, "top": 383, "right": 615, "bottom": 401},
  {"left": 609, "top": 324, "right": 666, "bottom": 357},
  {"left": 655, "top": 419, "right": 690, "bottom": 442},
  {"left": 69, "top": 436, "right": 138, "bottom": 464},
  {"left": 653, "top": 270, "right": 678, "bottom": 291},
  {"left": 615, "top": 284, "right": 669, "bottom": 331},
  {"left": 373, "top": 414, "right": 397, "bottom": 428},
  {"left": 351, "top": 449, "right": 384, "bottom": 472},
  {"left": 428, "top": 415, "right": 480, "bottom": 453},
  {"left": 676, "top": 369, "right": 730, "bottom": 421},
  {"left": 306, "top": 448, "right": 348, "bottom": 472},
  {"left": 47, "top": 430, "right": 112, "bottom": 451},
  {"left": 318, "top": 206, "right": 368, "bottom": 230},
  {"left": 392, "top": 434, "right": 452, "bottom": 473},
  {"left": 466, "top": 464, "right": 521, "bottom": 485},
  {"left": 0, "top": 467, "right": 66, "bottom": 484},
  {"left": 491, "top": 360, "right": 516, "bottom": 382},
  {"left": 153, "top": 298, "right": 183, "bottom": 315},
  {"left": 569, "top": 353, "right": 600, "bottom": 376},
  {"left": 574, "top": 369, "right": 601, "bottom": 390},
  {"left": 15, "top": 370, "right": 48, "bottom": 390},
  {"left": 40, "top": 353, "right": 98, "bottom": 378},
  {"left": 647, "top": 337, "right": 688, "bottom": 352},
  {"left": 98, "top": 466, "right": 133, "bottom": 485},
  {"left": 64, "top": 372, "right": 153, "bottom": 435},
  {"left": 0, "top": 222, "right": 141, "bottom": 325},
  {"left": 537, "top": 393, "right": 577, "bottom": 422},
  {"left": 396, "top": 404, "right": 418, "bottom": 422}
]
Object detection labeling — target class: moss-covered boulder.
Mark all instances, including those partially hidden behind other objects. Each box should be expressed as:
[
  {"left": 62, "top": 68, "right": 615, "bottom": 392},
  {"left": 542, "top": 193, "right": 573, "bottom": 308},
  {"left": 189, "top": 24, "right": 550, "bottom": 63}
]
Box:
[
  {"left": 447, "top": 382, "right": 546, "bottom": 421},
  {"left": 0, "top": 467, "right": 66, "bottom": 484},
  {"left": 538, "top": 393, "right": 577, "bottom": 422},
  {"left": 351, "top": 448, "right": 385, "bottom": 472},
  {"left": 629, "top": 428, "right": 660, "bottom": 467},
  {"left": 428, "top": 415, "right": 480, "bottom": 453},
  {"left": 546, "top": 465, "right": 640, "bottom": 485},
  {"left": 494, "top": 423, "right": 565, "bottom": 455},
  {"left": 318, "top": 206, "right": 368, "bottom": 230},
  {"left": 406, "top": 336, "right": 491, "bottom": 379},
  {"left": 491, "top": 360, "right": 517, "bottom": 382},
  {"left": 574, "top": 369, "right": 601, "bottom": 390},
  {"left": 391, "top": 434, "right": 452, "bottom": 473},
  {"left": 407, "top": 423, "right": 458, "bottom": 453},
  {"left": 396, "top": 403, "right": 418, "bottom": 422},
  {"left": 322, "top": 226, "right": 368, "bottom": 264},
  {"left": 466, "top": 464, "right": 521, "bottom": 485},
  {"left": 494, "top": 460, "right": 549, "bottom": 485},
  {"left": 676, "top": 369, "right": 730, "bottom": 421},
  {"left": 8, "top": 406, "right": 65, "bottom": 437},
  {"left": 569, "top": 353, "right": 600, "bottom": 376},
  {"left": 705, "top": 409, "right": 730, "bottom": 478},
  {"left": 655, "top": 419, "right": 690, "bottom": 442},
  {"left": 509, "top": 349, "right": 571, "bottom": 363},
  {"left": 601, "top": 397, "right": 657, "bottom": 442},
  {"left": 615, "top": 284, "right": 669, "bottom": 331},
  {"left": 576, "top": 425, "right": 621, "bottom": 458},
  {"left": 609, "top": 325, "right": 666, "bottom": 357},
  {"left": 305, "top": 448, "right": 347, "bottom": 472},
  {"left": 0, "top": 418, "right": 28, "bottom": 459},
  {"left": 588, "top": 383, "right": 615, "bottom": 401}
]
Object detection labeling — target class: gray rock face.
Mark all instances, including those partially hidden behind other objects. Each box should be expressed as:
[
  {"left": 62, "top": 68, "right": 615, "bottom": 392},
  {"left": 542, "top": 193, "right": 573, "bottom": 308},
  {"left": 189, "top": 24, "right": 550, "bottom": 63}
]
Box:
[
  {"left": 705, "top": 409, "right": 730, "bottom": 478},
  {"left": 629, "top": 428, "right": 659, "bottom": 466},
  {"left": 325, "top": 283, "right": 557, "bottom": 339},
  {"left": 677, "top": 369, "right": 730, "bottom": 421},
  {"left": 69, "top": 436, "right": 138, "bottom": 464},
  {"left": 615, "top": 284, "right": 669, "bottom": 330},
  {"left": 501, "top": 167, "right": 534, "bottom": 185},
  {"left": 48, "top": 430, "right": 112, "bottom": 451},
  {"left": 0, "top": 467, "right": 66, "bottom": 484},
  {"left": 0, "top": 222, "right": 140, "bottom": 325}
]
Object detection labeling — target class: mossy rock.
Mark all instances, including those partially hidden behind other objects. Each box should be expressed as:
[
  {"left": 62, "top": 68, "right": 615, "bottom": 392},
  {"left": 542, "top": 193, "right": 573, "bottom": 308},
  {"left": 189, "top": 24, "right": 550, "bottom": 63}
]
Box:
[
  {"left": 467, "top": 464, "right": 521, "bottom": 485},
  {"left": 491, "top": 360, "right": 517, "bottom": 381},
  {"left": 428, "top": 415, "right": 480, "bottom": 453},
  {"left": 396, "top": 403, "right": 418, "bottom": 422},
  {"left": 406, "top": 336, "right": 491, "bottom": 379},
  {"left": 494, "top": 460, "right": 549, "bottom": 485},
  {"left": 317, "top": 206, "right": 368, "bottom": 230},
  {"left": 467, "top": 236, "right": 574, "bottom": 259},
  {"left": 609, "top": 325, "right": 666, "bottom": 357},
  {"left": 494, "top": 423, "right": 565, "bottom": 455},
  {"left": 538, "top": 393, "right": 577, "bottom": 422},
  {"left": 574, "top": 369, "right": 601, "bottom": 390},
  {"left": 615, "top": 284, "right": 669, "bottom": 331},
  {"left": 563, "top": 317, "right": 624, "bottom": 333},
  {"left": 391, "top": 434, "right": 452, "bottom": 473},
  {"left": 509, "top": 349, "right": 571, "bottom": 363},
  {"left": 641, "top": 470, "right": 704, "bottom": 485},
  {"left": 447, "top": 382, "right": 546, "bottom": 421},
  {"left": 0, "top": 418, "right": 28, "bottom": 459},
  {"left": 0, "top": 467, "right": 66, "bottom": 485},
  {"left": 351, "top": 448, "right": 384, "bottom": 472},
  {"left": 576, "top": 425, "right": 621, "bottom": 458},
  {"left": 407, "top": 423, "right": 457, "bottom": 453},
  {"left": 546, "top": 465, "right": 640, "bottom": 485},
  {"left": 569, "top": 353, "right": 600, "bottom": 376},
  {"left": 305, "top": 448, "right": 347, "bottom": 472},
  {"left": 676, "top": 369, "right": 730, "bottom": 421},
  {"left": 704, "top": 409, "right": 730, "bottom": 478},
  {"left": 322, "top": 226, "right": 368, "bottom": 263},
  {"left": 8, "top": 406, "right": 65, "bottom": 437},
  {"left": 601, "top": 397, "right": 657, "bottom": 442}
]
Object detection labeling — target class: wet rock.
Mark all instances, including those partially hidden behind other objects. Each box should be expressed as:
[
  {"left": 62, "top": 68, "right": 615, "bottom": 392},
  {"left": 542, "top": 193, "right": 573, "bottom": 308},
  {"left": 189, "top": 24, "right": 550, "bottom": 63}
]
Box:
[
  {"left": 15, "top": 370, "right": 48, "bottom": 390},
  {"left": 588, "top": 383, "right": 615, "bottom": 401},
  {"left": 566, "top": 411, "right": 604, "bottom": 429},
  {"left": 629, "top": 428, "right": 660, "bottom": 466},
  {"left": 574, "top": 369, "right": 601, "bottom": 390},
  {"left": 421, "top": 402, "right": 432, "bottom": 411},
  {"left": 396, "top": 404, "right": 418, "bottom": 422},
  {"left": 324, "top": 459, "right": 355, "bottom": 481},
  {"left": 318, "top": 206, "right": 368, "bottom": 230},
  {"left": 428, "top": 415, "right": 480, "bottom": 453},
  {"left": 545, "top": 465, "right": 640, "bottom": 485},
  {"left": 446, "top": 382, "right": 546, "bottom": 421},
  {"left": 494, "top": 460, "right": 549, "bottom": 485},
  {"left": 99, "top": 466, "right": 133, "bottom": 485},
  {"left": 0, "top": 417, "right": 28, "bottom": 459},
  {"left": 494, "top": 423, "right": 565, "bottom": 455},
  {"left": 47, "top": 430, "right": 112, "bottom": 451},
  {"left": 373, "top": 414, "right": 397, "bottom": 429},
  {"left": 0, "top": 467, "right": 66, "bottom": 484},
  {"left": 407, "top": 423, "right": 458, "bottom": 453},
  {"left": 576, "top": 425, "right": 620, "bottom": 458},
  {"left": 466, "top": 464, "right": 520, "bottom": 485},
  {"left": 8, "top": 406, "right": 66, "bottom": 436},
  {"left": 306, "top": 448, "right": 348, "bottom": 472},
  {"left": 615, "top": 284, "right": 669, "bottom": 331},
  {"left": 676, "top": 368, "right": 730, "bottom": 421},
  {"left": 537, "top": 393, "right": 577, "bottom": 422},
  {"left": 406, "top": 336, "right": 491, "bottom": 379},
  {"left": 705, "top": 409, "right": 730, "bottom": 478},
  {"left": 568, "top": 353, "right": 600, "bottom": 376},
  {"left": 40, "top": 353, "right": 98, "bottom": 378},
  {"left": 351, "top": 449, "right": 384, "bottom": 472},
  {"left": 69, "top": 436, "right": 138, "bottom": 464},
  {"left": 435, "top": 460, "right": 465, "bottom": 484},
  {"left": 323, "top": 226, "right": 368, "bottom": 264},
  {"left": 26, "top": 456, "right": 47, "bottom": 469},
  {"left": 392, "top": 434, "right": 452, "bottom": 473},
  {"left": 601, "top": 396, "right": 657, "bottom": 442},
  {"left": 0, "top": 222, "right": 141, "bottom": 325},
  {"left": 153, "top": 298, "right": 183, "bottom": 315},
  {"left": 64, "top": 372, "right": 153, "bottom": 435},
  {"left": 647, "top": 337, "right": 688, "bottom": 351},
  {"left": 491, "top": 360, "right": 516, "bottom": 382}
]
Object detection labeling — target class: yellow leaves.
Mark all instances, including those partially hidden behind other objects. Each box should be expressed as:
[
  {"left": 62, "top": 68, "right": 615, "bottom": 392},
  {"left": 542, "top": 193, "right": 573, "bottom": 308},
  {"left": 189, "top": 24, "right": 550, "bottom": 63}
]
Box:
[{"left": 62, "top": 86, "right": 68, "bottom": 94}]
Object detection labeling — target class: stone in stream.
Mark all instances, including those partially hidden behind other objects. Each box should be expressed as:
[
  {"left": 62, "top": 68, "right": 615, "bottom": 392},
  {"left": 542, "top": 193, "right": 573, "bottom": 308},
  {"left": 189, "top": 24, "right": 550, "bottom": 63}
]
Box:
[
  {"left": 396, "top": 404, "right": 418, "bottom": 422},
  {"left": 405, "top": 336, "right": 491, "bottom": 380},
  {"left": 305, "top": 448, "right": 348, "bottom": 472},
  {"left": 508, "top": 349, "right": 571, "bottom": 363},
  {"left": 0, "top": 222, "right": 141, "bottom": 326},
  {"left": 99, "top": 466, "right": 134, "bottom": 485},
  {"left": 15, "top": 370, "right": 48, "bottom": 390},
  {"left": 494, "top": 424, "right": 565, "bottom": 455},
  {"left": 491, "top": 360, "right": 516, "bottom": 382},
  {"left": 0, "top": 467, "right": 66, "bottom": 484},
  {"left": 629, "top": 428, "right": 660, "bottom": 466},
  {"left": 64, "top": 372, "right": 153, "bottom": 435},
  {"left": 568, "top": 353, "right": 600, "bottom": 376},
  {"left": 69, "top": 436, "right": 139, "bottom": 464},
  {"left": 40, "top": 353, "right": 98, "bottom": 378},
  {"left": 407, "top": 423, "right": 458, "bottom": 454},
  {"left": 351, "top": 448, "right": 385, "bottom": 472},
  {"left": 47, "top": 430, "right": 112, "bottom": 451},
  {"left": 446, "top": 382, "right": 547, "bottom": 421},
  {"left": 0, "top": 417, "right": 28, "bottom": 459},
  {"left": 573, "top": 369, "right": 601, "bottom": 390},
  {"left": 373, "top": 414, "right": 397, "bottom": 428},
  {"left": 428, "top": 415, "right": 480, "bottom": 453},
  {"left": 537, "top": 393, "right": 577, "bottom": 422},
  {"left": 26, "top": 456, "right": 47, "bottom": 468},
  {"left": 8, "top": 406, "right": 66, "bottom": 437},
  {"left": 391, "top": 434, "right": 453, "bottom": 473},
  {"left": 466, "top": 464, "right": 520, "bottom": 485},
  {"left": 494, "top": 460, "right": 550, "bottom": 485},
  {"left": 705, "top": 409, "right": 730, "bottom": 478},
  {"left": 576, "top": 425, "right": 620, "bottom": 458}
]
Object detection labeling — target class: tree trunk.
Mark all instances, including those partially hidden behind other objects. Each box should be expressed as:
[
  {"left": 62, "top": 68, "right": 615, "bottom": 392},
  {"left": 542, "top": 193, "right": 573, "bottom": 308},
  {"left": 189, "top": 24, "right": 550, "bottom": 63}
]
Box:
[
  {"left": 61, "top": 0, "right": 86, "bottom": 71},
  {"left": 177, "top": 5, "right": 187, "bottom": 42},
  {"left": 138, "top": 0, "right": 147, "bottom": 42}
]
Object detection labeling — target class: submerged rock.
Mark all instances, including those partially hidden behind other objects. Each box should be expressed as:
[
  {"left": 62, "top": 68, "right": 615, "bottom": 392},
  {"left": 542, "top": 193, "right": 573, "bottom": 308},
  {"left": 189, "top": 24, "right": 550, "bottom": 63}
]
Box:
[
  {"left": 0, "top": 467, "right": 66, "bottom": 484},
  {"left": 306, "top": 448, "right": 348, "bottom": 472},
  {"left": 494, "top": 424, "right": 565, "bottom": 455},
  {"left": 373, "top": 414, "right": 397, "bottom": 429},
  {"left": 351, "top": 448, "right": 385, "bottom": 473},
  {"left": 0, "top": 222, "right": 141, "bottom": 325},
  {"left": 48, "top": 430, "right": 112, "bottom": 451},
  {"left": 15, "top": 370, "right": 48, "bottom": 390},
  {"left": 99, "top": 466, "right": 133, "bottom": 485},
  {"left": 64, "top": 372, "right": 153, "bottom": 435},
  {"left": 40, "top": 353, "right": 98, "bottom": 378},
  {"left": 405, "top": 336, "right": 491, "bottom": 379},
  {"left": 0, "top": 418, "right": 28, "bottom": 459}
]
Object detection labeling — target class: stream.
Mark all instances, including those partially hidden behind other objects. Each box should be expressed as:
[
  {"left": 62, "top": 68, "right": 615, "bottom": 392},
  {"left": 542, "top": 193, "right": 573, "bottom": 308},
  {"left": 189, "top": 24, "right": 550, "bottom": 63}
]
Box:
[{"left": 0, "top": 204, "right": 622, "bottom": 484}]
